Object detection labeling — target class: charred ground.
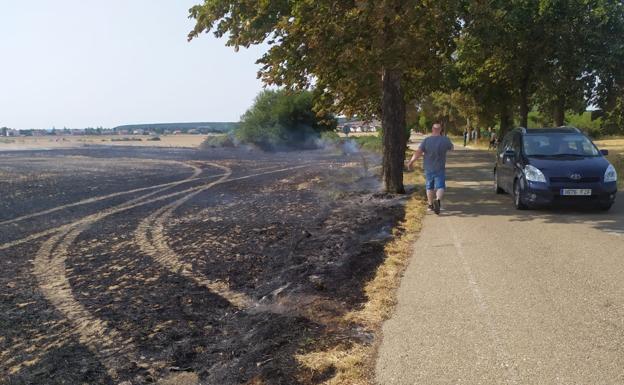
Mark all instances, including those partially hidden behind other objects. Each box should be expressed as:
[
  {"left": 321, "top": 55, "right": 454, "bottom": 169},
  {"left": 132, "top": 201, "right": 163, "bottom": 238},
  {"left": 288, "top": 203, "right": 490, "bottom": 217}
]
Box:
[{"left": 0, "top": 145, "right": 407, "bottom": 385}]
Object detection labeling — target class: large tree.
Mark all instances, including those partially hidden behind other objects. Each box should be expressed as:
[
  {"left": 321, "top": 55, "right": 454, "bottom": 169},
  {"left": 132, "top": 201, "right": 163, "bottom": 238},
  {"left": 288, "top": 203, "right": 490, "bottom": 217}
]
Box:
[
  {"left": 188, "top": 0, "right": 461, "bottom": 193},
  {"left": 457, "top": 0, "right": 547, "bottom": 134},
  {"left": 535, "top": 0, "right": 613, "bottom": 126},
  {"left": 588, "top": 0, "right": 624, "bottom": 134},
  {"left": 457, "top": 0, "right": 624, "bottom": 132}
]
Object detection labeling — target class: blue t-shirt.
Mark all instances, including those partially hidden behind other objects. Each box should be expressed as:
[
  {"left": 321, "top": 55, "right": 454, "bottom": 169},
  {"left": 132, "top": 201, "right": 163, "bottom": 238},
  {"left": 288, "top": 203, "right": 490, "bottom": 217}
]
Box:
[{"left": 418, "top": 135, "right": 454, "bottom": 172}]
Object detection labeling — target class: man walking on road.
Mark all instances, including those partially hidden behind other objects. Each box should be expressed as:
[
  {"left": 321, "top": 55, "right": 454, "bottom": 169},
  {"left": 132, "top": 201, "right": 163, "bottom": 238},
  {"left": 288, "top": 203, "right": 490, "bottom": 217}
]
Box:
[{"left": 407, "top": 123, "right": 454, "bottom": 214}]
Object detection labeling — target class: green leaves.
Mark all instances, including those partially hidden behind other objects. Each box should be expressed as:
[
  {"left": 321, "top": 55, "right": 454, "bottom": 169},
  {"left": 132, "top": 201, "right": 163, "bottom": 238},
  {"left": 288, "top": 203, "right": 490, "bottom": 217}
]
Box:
[
  {"left": 455, "top": 0, "right": 624, "bottom": 131},
  {"left": 236, "top": 89, "right": 336, "bottom": 150},
  {"left": 189, "top": 0, "right": 462, "bottom": 119}
]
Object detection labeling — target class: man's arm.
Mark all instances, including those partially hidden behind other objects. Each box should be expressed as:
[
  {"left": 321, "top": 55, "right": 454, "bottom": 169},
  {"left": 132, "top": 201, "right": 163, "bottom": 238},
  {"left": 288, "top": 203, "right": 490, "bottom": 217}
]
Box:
[{"left": 407, "top": 148, "right": 424, "bottom": 170}]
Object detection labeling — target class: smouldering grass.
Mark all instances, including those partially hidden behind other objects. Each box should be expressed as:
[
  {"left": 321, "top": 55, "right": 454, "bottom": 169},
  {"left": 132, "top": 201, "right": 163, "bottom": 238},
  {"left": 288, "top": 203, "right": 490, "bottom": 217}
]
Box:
[{"left": 296, "top": 167, "right": 426, "bottom": 385}]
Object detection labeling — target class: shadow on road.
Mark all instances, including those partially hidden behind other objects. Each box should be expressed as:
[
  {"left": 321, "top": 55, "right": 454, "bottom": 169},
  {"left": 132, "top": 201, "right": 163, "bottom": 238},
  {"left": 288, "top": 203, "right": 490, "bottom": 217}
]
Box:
[{"left": 439, "top": 149, "right": 624, "bottom": 236}]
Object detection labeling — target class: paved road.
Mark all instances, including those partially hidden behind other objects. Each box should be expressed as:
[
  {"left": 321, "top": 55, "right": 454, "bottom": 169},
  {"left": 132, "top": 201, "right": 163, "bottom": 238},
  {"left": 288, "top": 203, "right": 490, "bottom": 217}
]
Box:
[{"left": 376, "top": 146, "right": 624, "bottom": 384}]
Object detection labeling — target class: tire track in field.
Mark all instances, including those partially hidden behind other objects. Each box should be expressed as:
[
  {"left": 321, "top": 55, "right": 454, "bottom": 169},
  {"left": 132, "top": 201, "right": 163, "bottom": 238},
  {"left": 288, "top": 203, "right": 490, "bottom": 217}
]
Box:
[
  {"left": 0, "top": 159, "right": 202, "bottom": 226},
  {"left": 134, "top": 163, "right": 255, "bottom": 308},
  {"left": 134, "top": 164, "right": 313, "bottom": 310},
  {"left": 0, "top": 166, "right": 224, "bottom": 252},
  {"left": 21, "top": 162, "right": 313, "bottom": 382},
  {"left": 33, "top": 228, "right": 142, "bottom": 380},
  {"left": 19, "top": 162, "right": 225, "bottom": 380}
]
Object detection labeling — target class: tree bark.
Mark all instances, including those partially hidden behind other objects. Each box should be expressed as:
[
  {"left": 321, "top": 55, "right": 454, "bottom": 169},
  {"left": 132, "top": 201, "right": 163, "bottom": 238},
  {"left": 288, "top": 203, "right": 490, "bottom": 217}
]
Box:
[
  {"left": 519, "top": 65, "right": 531, "bottom": 128},
  {"left": 519, "top": 85, "right": 529, "bottom": 128},
  {"left": 499, "top": 106, "right": 513, "bottom": 137},
  {"left": 554, "top": 96, "right": 565, "bottom": 126},
  {"left": 381, "top": 67, "right": 406, "bottom": 194}
]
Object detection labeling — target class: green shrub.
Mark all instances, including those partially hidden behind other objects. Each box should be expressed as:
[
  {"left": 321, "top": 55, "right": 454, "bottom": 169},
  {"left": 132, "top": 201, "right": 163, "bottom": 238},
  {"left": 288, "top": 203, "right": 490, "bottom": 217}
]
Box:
[
  {"left": 236, "top": 89, "right": 336, "bottom": 150},
  {"left": 353, "top": 134, "right": 383, "bottom": 153},
  {"left": 201, "top": 134, "right": 236, "bottom": 148},
  {"left": 566, "top": 112, "right": 602, "bottom": 137},
  {"left": 319, "top": 130, "right": 341, "bottom": 144}
]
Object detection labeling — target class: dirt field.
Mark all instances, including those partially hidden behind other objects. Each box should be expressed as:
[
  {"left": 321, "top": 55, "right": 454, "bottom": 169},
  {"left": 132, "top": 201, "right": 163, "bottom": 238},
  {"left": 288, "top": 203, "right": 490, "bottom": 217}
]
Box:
[
  {"left": 0, "top": 135, "right": 209, "bottom": 151},
  {"left": 0, "top": 145, "right": 407, "bottom": 385}
]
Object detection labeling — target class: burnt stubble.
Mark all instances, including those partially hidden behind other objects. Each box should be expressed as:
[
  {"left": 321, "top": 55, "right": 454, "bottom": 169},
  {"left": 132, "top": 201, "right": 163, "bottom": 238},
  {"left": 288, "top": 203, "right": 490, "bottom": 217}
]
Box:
[{"left": 0, "top": 145, "right": 405, "bottom": 385}]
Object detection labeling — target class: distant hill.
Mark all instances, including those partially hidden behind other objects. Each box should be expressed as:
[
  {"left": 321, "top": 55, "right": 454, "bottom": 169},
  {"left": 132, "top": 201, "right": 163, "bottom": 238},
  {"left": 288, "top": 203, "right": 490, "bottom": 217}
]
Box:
[{"left": 113, "top": 122, "right": 239, "bottom": 134}]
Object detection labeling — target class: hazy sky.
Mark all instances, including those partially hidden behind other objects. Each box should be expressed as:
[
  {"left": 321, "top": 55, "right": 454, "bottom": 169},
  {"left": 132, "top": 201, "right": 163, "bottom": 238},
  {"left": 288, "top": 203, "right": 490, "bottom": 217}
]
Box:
[{"left": 0, "top": 1, "right": 267, "bottom": 130}]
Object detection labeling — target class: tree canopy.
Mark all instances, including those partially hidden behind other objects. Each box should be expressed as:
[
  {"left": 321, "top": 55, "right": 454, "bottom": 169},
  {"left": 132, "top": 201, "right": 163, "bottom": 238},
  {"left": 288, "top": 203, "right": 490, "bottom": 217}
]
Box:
[
  {"left": 189, "top": 0, "right": 463, "bottom": 193},
  {"left": 189, "top": 0, "right": 624, "bottom": 191},
  {"left": 457, "top": 0, "right": 624, "bottom": 134}
]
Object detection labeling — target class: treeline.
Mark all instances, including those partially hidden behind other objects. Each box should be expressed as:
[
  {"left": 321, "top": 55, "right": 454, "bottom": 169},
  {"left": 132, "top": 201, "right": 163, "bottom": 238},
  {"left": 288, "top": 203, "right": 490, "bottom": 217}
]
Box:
[
  {"left": 437, "top": 1, "right": 624, "bottom": 136},
  {"left": 189, "top": 0, "right": 624, "bottom": 192},
  {"left": 113, "top": 122, "right": 239, "bottom": 134},
  {"left": 410, "top": 94, "right": 607, "bottom": 137}
]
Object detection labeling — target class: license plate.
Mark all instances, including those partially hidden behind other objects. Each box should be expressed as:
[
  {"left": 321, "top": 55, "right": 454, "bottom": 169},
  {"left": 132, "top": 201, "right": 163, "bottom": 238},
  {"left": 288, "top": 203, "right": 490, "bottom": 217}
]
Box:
[{"left": 560, "top": 189, "right": 592, "bottom": 196}]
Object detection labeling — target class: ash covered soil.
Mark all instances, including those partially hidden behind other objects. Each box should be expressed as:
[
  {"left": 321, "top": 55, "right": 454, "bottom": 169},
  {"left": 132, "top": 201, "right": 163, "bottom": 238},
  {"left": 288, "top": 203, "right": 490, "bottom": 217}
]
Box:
[{"left": 0, "top": 145, "right": 407, "bottom": 385}]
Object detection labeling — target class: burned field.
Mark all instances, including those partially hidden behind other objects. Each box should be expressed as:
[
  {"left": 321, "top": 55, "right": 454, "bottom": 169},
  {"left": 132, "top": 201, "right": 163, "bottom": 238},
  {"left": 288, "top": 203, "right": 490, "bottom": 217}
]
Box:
[{"left": 0, "top": 146, "right": 407, "bottom": 385}]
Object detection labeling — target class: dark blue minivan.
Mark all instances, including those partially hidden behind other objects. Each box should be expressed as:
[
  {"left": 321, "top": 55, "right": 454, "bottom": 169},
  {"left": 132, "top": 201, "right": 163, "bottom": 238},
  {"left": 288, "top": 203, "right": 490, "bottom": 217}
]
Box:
[{"left": 494, "top": 127, "right": 618, "bottom": 210}]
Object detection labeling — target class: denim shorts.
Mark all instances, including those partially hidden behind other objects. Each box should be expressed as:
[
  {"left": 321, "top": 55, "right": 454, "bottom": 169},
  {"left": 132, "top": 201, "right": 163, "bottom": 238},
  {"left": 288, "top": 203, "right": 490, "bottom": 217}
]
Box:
[{"left": 425, "top": 170, "right": 446, "bottom": 190}]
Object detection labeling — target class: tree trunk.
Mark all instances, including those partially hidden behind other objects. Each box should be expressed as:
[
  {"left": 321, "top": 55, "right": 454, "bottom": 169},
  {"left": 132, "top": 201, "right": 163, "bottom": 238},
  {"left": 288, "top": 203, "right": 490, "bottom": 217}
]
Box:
[
  {"left": 381, "top": 67, "right": 407, "bottom": 194},
  {"left": 499, "top": 106, "right": 513, "bottom": 137},
  {"left": 519, "top": 65, "right": 531, "bottom": 128},
  {"left": 554, "top": 96, "right": 565, "bottom": 126},
  {"left": 519, "top": 86, "right": 529, "bottom": 128}
]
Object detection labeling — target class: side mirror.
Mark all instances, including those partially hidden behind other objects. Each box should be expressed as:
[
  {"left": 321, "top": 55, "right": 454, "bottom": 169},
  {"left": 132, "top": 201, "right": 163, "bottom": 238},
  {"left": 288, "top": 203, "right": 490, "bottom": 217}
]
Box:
[
  {"left": 600, "top": 149, "right": 609, "bottom": 156},
  {"left": 502, "top": 149, "right": 515, "bottom": 163}
]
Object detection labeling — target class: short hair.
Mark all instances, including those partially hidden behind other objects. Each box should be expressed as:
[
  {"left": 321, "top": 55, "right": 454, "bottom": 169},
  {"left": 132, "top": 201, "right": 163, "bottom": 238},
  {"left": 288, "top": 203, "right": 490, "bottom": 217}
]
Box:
[{"left": 432, "top": 123, "right": 442, "bottom": 131}]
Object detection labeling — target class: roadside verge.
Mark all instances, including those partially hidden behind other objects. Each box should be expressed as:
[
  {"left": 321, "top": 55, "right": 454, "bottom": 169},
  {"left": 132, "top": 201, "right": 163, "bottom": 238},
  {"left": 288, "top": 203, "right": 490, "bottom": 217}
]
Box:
[{"left": 295, "top": 167, "right": 427, "bottom": 385}]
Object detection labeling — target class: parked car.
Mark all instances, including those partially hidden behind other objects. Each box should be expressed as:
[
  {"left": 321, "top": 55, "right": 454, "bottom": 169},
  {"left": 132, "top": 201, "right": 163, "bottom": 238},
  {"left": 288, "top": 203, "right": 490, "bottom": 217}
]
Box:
[{"left": 494, "top": 127, "right": 618, "bottom": 210}]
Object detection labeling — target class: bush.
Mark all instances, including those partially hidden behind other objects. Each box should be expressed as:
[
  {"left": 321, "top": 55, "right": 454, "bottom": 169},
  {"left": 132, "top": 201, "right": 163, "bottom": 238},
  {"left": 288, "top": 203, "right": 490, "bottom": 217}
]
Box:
[
  {"left": 566, "top": 112, "right": 602, "bottom": 138},
  {"left": 236, "top": 89, "right": 337, "bottom": 150},
  {"left": 111, "top": 137, "right": 142, "bottom": 142},
  {"left": 319, "top": 130, "right": 341, "bottom": 145},
  {"left": 201, "top": 134, "right": 236, "bottom": 148},
  {"left": 353, "top": 134, "right": 383, "bottom": 153}
]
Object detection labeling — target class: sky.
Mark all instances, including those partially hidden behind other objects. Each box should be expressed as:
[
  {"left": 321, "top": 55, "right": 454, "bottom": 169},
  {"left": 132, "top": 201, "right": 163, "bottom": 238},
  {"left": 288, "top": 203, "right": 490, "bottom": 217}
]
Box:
[{"left": 0, "top": 1, "right": 267, "bottom": 130}]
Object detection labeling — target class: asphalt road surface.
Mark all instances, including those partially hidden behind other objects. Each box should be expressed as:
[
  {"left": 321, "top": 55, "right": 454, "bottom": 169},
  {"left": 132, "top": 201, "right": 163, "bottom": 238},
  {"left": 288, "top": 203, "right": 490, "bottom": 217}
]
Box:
[{"left": 377, "top": 146, "right": 624, "bottom": 384}]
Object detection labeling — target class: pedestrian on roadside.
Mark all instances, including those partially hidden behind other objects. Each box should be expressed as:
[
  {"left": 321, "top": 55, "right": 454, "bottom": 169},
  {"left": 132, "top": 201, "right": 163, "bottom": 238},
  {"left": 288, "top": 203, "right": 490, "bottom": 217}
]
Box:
[
  {"left": 489, "top": 131, "right": 498, "bottom": 150},
  {"left": 463, "top": 129, "right": 468, "bottom": 147},
  {"left": 407, "top": 123, "right": 454, "bottom": 215}
]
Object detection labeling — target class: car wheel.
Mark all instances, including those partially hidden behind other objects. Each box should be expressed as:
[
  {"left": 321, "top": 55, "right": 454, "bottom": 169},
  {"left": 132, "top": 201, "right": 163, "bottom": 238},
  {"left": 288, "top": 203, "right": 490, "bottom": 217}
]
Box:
[
  {"left": 513, "top": 179, "right": 528, "bottom": 210},
  {"left": 494, "top": 170, "right": 505, "bottom": 194},
  {"left": 599, "top": 203, "right": 613, "bottom": 211}
]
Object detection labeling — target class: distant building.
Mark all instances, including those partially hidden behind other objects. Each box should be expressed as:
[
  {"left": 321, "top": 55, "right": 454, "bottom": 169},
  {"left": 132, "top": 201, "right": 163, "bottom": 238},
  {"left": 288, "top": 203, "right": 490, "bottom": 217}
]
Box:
[{"left": 337, "top": 119, "right": 381, "bottom": 133}]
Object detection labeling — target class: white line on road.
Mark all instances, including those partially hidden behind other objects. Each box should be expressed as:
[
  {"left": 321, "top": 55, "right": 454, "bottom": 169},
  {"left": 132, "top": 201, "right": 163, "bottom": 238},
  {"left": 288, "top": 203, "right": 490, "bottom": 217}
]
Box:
[{"left": 446, "top": 219, "right": 520, "bottom": 385}]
